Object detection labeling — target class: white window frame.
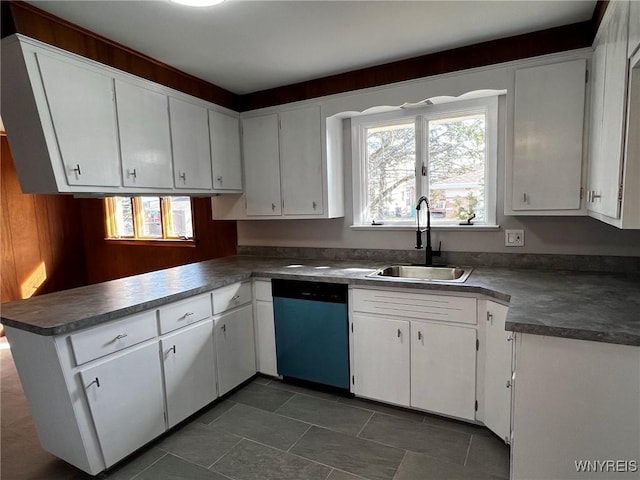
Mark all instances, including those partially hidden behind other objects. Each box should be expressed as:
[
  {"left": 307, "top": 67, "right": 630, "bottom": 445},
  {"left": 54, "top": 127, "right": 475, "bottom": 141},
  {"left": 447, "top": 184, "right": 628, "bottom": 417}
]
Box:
[{"left": 351, "top": 96, "right": 499, "bottom": 228}]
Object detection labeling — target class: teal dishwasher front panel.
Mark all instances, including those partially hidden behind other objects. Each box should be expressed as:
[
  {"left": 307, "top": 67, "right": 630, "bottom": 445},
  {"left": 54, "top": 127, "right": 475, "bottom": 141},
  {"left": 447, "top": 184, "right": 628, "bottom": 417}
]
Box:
[{"left": 273, "top": 297, "right": 349, "bottom": 389}]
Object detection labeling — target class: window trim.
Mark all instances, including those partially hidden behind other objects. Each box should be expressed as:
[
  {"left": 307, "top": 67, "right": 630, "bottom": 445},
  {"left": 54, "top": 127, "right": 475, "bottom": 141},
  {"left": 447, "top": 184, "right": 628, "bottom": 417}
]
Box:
[
  {"left": 104, "top": 196, "right": 195, "bottom": 244},
  {"left": 351, "top": 96, "right": 499, "bottom": 227}
]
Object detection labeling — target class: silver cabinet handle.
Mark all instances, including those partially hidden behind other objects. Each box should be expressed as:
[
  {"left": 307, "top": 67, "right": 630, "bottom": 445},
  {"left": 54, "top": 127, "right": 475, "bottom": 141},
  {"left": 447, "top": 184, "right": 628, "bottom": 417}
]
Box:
[
  {"left": 487, "top": 312, "right": 493, "bottom": 323},
  {"left": 591, "top": 192, "right": 601, "bottom": 200},
  {"left": 507, "top": 335, "right": 514, "bottom": 342},
  {"left": 129, "top": 168, "right": 137, "bottom": 179},
  {"left": 523, "top": 193, "right": 528, "bottom": 203},
  {"left": 179, "top": 172, "right": 186, "bottom": 182},
  {"left": 272, "top": 203, "right": 276, "bottom": 211},
  {"left": 115, "top": 334, "right": 128, "bottom": 340},
  {"left": 506, "top": 380, "right": 512, "bottom": 388},
  {"left": 182, "top": 312, "right": 194, "bottom": 319},
  {"left": 217, "top": 176, "right": 223, "bottom": 183},
  {"left": 87, "top": 377, "right": 100, "bottom": 388},
  {"left": 231, "top": 295, "right": 240, "bottom": 301},
  {"left": 73, "top": 164, "right": 82, "bottom": 175},
  {"left": 312, "top": 201, "right": 317, "bottom": 210},
  {"left": 418, "top": 331, "right": 423, "bottom": 340},
  {"left": 221, "top": 324, "right": 226, "bottom": 333},
  {"left": 397, "top": 328, "right": 401, "bottom": 338},
  {"left": 169, "top": 345, "right": 176, "bottom": 355}
]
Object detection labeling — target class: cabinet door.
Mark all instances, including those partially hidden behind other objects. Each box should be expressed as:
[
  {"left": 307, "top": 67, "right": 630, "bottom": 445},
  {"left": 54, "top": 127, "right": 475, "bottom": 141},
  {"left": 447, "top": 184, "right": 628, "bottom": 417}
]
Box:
[
  {"left": 411, "top": 322, "right": 476, "bottom": 420},
  {"left": 629, "top": 0, "right": 639, "bottom": 58},
  {"left": 589, "top": 1, "right": 630, "bottom": 218},
  {"left": 161, "top": 320, "right": 216, "bottom": 428},
  {"left": 242, "top": 114, "right": 282, "bottom": 215},
  {"left": 255, "top": 300, "right": 278, "bottom": 377},
  {"left": 483, "top": 302, "right": 512, "bottom": 443},
  {"left": 36, "top": 53, "right": 121, "bottom": 187},
  {"left": 279, "top": 106, "right": 324, "bottom": 215},
  {"left": 352, "top": 314, "right": 410, "bottom": 407},
  {"left": 512, "top": 60, "right": 586, "bottom": 211},
  {"left": 215, "top": 304, "right": 256, "bottom": 396},
  {"left": 210, "top": 110, "right": 242, "bottom": 191},
  {"left": 80, "top": 342, "right": 165, "bottom": 468},
  {"left": 116, "top": 80, "right": 173, "bottom": 188},
  {"left": 169, "top": 97, "right": 213, "bottom": 190}
]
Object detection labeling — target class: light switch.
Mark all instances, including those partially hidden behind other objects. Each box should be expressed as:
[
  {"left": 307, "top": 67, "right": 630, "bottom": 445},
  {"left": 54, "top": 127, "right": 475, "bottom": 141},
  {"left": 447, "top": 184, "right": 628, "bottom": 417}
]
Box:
[{"left": 505, "top": 229, "right": 525, "bottom": 247}]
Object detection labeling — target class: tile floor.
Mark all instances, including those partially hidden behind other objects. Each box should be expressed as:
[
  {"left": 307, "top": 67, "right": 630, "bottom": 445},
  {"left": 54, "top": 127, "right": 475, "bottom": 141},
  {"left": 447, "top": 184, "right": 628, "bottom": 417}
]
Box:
[{"left": 0, "top": 336, "right": 509, "bottom": 479}]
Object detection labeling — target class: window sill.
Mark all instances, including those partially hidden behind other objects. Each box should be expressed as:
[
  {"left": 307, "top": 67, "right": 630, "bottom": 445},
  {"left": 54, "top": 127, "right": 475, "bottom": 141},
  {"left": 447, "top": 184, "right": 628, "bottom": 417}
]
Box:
[
  {"left": 104, "top": 238, "right": 197, "bottom": 248},
  {"left": 350, "top": 224, "right": 500, "bottom": 232}
]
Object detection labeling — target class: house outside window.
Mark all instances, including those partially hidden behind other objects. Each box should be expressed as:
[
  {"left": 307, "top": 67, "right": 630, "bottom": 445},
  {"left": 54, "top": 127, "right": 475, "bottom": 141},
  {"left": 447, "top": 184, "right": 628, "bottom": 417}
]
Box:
[
  {"left": 105, "top": 196, "right": 194, "bottom": 242},
  {"left": 351, "top": 96, "right": 499, "bottom": 227}
]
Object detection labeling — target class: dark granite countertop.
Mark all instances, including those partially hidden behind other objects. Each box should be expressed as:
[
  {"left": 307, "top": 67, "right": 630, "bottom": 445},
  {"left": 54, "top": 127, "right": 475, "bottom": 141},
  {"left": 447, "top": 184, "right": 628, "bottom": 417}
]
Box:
[{"left": 1, "top": 255, "right": 639, "bottom": 346}]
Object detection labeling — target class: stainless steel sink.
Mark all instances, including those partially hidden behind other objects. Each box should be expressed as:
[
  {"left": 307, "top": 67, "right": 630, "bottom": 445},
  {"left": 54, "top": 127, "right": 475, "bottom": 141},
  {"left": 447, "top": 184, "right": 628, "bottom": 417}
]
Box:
[{"left": 368, "top": 265, "right": 473, "bottom": 283}]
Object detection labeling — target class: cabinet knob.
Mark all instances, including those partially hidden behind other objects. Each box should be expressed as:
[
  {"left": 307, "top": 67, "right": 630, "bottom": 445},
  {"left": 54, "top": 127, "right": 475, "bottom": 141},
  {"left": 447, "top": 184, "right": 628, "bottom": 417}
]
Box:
[
  {"left": 507, "top": 335, "right": 514, "bottom": 342},
  {"left": 179, "top": 172, "right": 186, "bottom": 182},
  {"left": 506, "top": 380, "right": 512, "bottom": 388},
  {"left": 129, "top": 168, "right": 137, "bottom": 179},
  {"left": 523, "top": 193, "right": 529, "bottom": 203},
  {"left": 114, "top": 334, "right": 128, "bottom": 340},
  {"left": 217, "top": 176, "right": 223, "bottom": 183},
  {"left": 73, "top": 164, "right": 82, "bottom": 176},
  {"left": 417, "top": 331, "right": 423, "bottom": 340},
  {"left": 397, "top": 328, "right": 401, "bottom": 338},
  {"left": 487, "top": 312, "right": 494, "bottom": 323},
  {"left": 221, "top": 324, "right": 226, "bottom": 333},
  {"left": 272, "top": 203, "right": 276, "bottom": 211},
  {"left": 312, "top": 201, "right": 317, "bottom": 210},
  {"left": 591, "top": 192, "right": 602, "bottom": 200}
]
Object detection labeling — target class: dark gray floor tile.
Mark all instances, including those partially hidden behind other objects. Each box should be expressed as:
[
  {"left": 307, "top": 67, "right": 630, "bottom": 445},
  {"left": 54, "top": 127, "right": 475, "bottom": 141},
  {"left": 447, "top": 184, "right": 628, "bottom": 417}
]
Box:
[
  {"left": 194, "top": 399, "right": 237, "bottom": 425},
  {"left": 212, "top": 438, "right": 331, "bottom": 480},
  {"left": 326, "top": 469, "right": 367, "bottom": 480},
  {"left": 267, "top": 379, "right": 341, "bottom": 400},
  {"left": 291, "top": 426, "right": 404, "bottom": 480},
  {"left": 228, "top": 382, "right": 294, "bottom": 412},
  {"left": 212, "top": 403, "right": 310, "bottom": 450},
  {"left": 422, "top": 412, "right": 494, "bottom": 437},
  {"left": 158, "top": 422, "right": 242, "bottom": 467},
  {"left": 465, "top": 434, "right": 510, "bottom": 479},
  {"left": 394, "top": 451, "right": 505, "bottom": 480},
  {"left": 103, "top": 446, "right": 167, "bottom": 480},
  {"left": 276, "top": 394, "right": 373, "bottom": 435},
  {"left": 337, "top": 397, "right": 426, "bottom": 423},
  {"left": 252, "top": 374, "right": 273, "bottom": 385},
  {"left": 136, "top": 453, "right": 228, "bottom": 480},
  {"left": 359, "top": 413, "right": 470, "bottom": 465}
]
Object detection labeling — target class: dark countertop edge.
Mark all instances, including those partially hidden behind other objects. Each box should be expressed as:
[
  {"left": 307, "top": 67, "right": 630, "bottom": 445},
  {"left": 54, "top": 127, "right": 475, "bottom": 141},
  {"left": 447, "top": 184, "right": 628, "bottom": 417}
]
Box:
[{"left": 505, "top": 321, "right": 640, "bottom": 347}]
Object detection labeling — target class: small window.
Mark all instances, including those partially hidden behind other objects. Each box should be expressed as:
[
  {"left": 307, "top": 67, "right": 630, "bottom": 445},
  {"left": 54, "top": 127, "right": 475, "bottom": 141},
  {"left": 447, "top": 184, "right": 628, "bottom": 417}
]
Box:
[
  {"left": 352, "top": 96, "right": 498, "bottom": 227},
  {"left": 105, "top": 196, "right": 194, "bottom": 242}
]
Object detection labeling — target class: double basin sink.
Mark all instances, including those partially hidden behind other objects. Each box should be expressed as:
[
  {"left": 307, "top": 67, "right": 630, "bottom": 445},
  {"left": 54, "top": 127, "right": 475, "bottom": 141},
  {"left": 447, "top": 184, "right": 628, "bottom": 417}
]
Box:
[{"left": 368, "top": 265, "right": 473, "bottom": 283}]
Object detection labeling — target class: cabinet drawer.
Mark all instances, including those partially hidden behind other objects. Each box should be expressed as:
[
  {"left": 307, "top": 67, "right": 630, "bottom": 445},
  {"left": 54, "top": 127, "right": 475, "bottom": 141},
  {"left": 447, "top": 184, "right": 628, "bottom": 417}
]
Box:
[
  {"left": 158, "top": 293, "right": 212, "bottom": 334},
  {"left": 352, "top": 288, "right": 477, "bottom": 325},
  {"left": 213, "top": 282, "right": 252, "bottom": 314},
  {"left": 254, "top": 280, "right": 272, "bottom": 302},
  {"left": 70, "top": 311, "right": 157, "bottom": 365}
]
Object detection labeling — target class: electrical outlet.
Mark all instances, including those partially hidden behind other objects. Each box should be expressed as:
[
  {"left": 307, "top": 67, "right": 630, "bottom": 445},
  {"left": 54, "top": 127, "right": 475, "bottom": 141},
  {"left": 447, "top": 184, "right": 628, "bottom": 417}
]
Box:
[{"left": 505, "top": 229, "right": 525, "bottom": 247}]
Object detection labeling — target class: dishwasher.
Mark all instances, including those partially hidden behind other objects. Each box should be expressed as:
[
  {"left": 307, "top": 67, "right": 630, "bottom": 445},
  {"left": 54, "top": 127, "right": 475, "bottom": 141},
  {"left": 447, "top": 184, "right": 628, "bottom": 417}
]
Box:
[{"left": 272, "top": 279, "right": 349, "bottom": 390}]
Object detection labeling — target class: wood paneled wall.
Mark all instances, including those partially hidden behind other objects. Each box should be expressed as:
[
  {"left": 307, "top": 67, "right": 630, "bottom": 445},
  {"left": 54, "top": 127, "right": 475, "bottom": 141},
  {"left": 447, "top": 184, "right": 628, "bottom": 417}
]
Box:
[
  {"left": 1, "top": 137, "right": 87, "bottom": 303},
  {"left": 79, "top": 198, "right": 237, "bottom": 284}
]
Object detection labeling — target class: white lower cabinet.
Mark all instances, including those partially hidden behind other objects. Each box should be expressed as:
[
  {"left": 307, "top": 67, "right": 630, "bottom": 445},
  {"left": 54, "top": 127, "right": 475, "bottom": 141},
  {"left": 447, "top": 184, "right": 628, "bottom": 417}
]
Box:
[
  {"left": 80, "top": 342, "right": 165, "bottom": 468},
  {"left": 352, "top": 314, "right": 411, "bottom": 407},
  {"left": 482, "top": 301, "right": 512, "bottom": 443},
  {"left": 411, "top": 322, "right": 477, "bottom": 420},
  {"left": 215, "top": 304, "right": 256, "bottom": 396},
  {"left": 253, "top": 280, "right": 278, "bottom": 377},
  {"left": 161, "top": 320, "right": 216, "bottom": 428}
]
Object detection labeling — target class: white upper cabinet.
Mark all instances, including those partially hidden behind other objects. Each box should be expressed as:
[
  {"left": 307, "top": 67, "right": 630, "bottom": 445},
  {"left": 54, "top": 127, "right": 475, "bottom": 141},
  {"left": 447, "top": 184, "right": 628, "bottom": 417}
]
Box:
[
  {"left": 212, "top": 104, "right": 344, "bottom": 220},
  {"left": 169, "top": 97, "right": 213, "bottom": 190},
  {"left": 242, "top": 113, "right": 283, "bottom": 215},
  {"left": 210, "top": 109, "right": 243, "bottom": 192},
  {"left": 36, "top": 53, "right": 121, "bottom": 188},
  {"left": 116, "top": 80, "right": 173, "bottom": 189},
  {"left": 509, "top": 59, "right": 587, "bottom": 213},
  {"left": 1, "top": 34, "right": 240, "bottom": 195},
  {"left": 279, "top": 106, "right": 324, "bottom": 215},
  {"left": 587, "top": 0, "right": 629, "bottom": 219}
]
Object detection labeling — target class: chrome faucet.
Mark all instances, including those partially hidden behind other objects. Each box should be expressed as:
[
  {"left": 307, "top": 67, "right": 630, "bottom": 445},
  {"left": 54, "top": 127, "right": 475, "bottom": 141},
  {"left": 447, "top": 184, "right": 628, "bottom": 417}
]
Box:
[{"left": 415, "top": 196, "right": 441, "bottom": 266}]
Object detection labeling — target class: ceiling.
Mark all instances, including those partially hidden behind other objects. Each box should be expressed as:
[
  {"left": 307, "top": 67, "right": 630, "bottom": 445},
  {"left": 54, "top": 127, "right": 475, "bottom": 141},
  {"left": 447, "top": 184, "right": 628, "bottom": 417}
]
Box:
[{"left": 27, "top": 0, "right": 597, "bottom": 95}]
